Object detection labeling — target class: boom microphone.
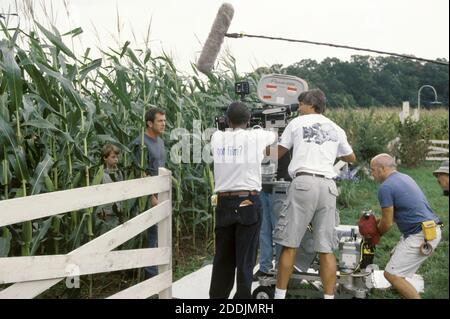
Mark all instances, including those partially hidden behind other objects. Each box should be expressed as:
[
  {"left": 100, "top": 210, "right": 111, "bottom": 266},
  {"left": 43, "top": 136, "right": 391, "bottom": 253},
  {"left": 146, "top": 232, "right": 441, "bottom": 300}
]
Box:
[{"left": 197, "top": 3, "right": 234, "bottom": 74}]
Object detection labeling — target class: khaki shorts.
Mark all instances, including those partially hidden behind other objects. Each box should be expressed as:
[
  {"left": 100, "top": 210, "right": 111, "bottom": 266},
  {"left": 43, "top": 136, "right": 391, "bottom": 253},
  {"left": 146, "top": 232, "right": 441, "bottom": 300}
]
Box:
[
  {"left": 385, "top": 227, "right": 442, "bottom": 278},
  {"left": 273, "top": 175, "right": 339, "bottom": 253}
]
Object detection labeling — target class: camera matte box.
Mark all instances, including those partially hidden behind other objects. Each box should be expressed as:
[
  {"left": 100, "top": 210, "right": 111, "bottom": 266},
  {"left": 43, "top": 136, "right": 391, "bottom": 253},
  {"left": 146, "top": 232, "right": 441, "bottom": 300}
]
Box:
[{"left": 257, "top": 74, "right": 308, "bottom": 106}]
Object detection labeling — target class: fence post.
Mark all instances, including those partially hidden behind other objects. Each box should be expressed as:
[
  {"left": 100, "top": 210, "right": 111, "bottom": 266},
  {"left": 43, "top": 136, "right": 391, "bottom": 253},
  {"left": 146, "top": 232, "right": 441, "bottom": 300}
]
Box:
[
  {"left": 157, "top": 167, "right": 172, "bottom": 299},
  {"left": 399, "top": 101, "right": 410, "bottom": 123}
]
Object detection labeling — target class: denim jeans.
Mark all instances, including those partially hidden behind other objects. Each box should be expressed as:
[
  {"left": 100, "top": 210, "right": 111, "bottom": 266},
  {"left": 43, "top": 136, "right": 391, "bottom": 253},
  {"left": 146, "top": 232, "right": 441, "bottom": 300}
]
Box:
[
  {"left": 144, "top": 193, "right": 160, "bottom": 278},
  {"left": 209, "top": 194, "right": 261, "bottom": 299},
  {"left": 258, "top": 191, "right": 277, "bottom": 273},
  {"left": 144, "top": 226, "right": 158, "bottom": 277}
]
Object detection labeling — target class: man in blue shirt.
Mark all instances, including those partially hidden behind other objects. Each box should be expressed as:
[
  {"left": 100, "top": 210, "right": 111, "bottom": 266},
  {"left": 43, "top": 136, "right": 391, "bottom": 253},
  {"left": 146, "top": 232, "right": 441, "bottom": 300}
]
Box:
[{"left": 370, "top": 153, "right": 442, "bottom": 299}]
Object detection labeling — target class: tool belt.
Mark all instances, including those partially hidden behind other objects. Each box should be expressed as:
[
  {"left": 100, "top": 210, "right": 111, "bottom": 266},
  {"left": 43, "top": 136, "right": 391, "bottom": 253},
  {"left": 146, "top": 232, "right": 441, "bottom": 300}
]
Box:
[
  {"left": 419, "top": 220, "right": 440, "bottom": 256},
  {"left": 421, "top": 220, "right": 437, "bottom": 241}
]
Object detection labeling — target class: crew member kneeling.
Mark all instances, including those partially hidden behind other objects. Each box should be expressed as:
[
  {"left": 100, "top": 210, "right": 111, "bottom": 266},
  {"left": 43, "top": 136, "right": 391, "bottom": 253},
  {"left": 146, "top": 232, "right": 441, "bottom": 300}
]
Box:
[{"left": 371, "top": 153, "right": 442, "bottom": 299}]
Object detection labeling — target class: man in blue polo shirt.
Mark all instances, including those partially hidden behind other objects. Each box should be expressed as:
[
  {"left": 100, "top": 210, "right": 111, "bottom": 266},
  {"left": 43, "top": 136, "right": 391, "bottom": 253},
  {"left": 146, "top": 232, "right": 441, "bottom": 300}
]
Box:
[{"left": 370, "top": 153, "right": 442, "bottom": 299}]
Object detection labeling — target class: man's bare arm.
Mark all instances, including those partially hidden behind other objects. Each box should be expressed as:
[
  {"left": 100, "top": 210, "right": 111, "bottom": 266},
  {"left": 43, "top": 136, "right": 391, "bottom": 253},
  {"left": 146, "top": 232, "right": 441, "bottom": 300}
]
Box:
[
  {"left": 377, "top": 206, "right": 394, "bottom": 235},
  {"left": 277, "top": 145, "right": 289, "bottom": 160},
  {"left": 340, "top": 152, "right": 356, "bottom": 163},
  {"left": 264, "top": 144, "right": 289, "bottom": 161}
]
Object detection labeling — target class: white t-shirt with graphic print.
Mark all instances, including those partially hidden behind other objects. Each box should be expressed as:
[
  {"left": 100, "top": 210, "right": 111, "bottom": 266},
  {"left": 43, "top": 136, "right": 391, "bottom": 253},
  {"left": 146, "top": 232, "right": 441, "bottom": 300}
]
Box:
[
  {"left": 279, "top": 113, "right": 353, "bottom": 179},
  {"left": 211, "top": 128, "right": 277, "bottom": 192}
]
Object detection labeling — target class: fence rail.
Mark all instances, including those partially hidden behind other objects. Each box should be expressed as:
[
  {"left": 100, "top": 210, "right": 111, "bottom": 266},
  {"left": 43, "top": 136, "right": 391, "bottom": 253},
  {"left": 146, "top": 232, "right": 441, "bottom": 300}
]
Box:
[
  {"left": 0, "top": 168, "right": 172, "bottom": 299},
  {"left": 426, "top": 140, "right": 449, "bottom": 161}
]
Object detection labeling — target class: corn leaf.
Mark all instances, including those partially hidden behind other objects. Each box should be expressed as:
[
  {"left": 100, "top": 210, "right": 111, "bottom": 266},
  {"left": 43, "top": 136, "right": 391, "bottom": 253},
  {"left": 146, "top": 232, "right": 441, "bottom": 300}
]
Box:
[
  {"left": 30, "top": 216, "right": 53, "bottom": 255},
  {"left": 62, "top": 27, "right": 83, "bottom": 38},
  {"left": 0, "top": 229, "right": 12, "bottom": 257},
  {"left": 126, "top": 47, "right": 143, "bottom": 68},
  {"left": 44, "top": 174, "right": 55, "bottom": 192},
  {"left": 119, "top": 41, "right": 130, "bottom": 58},
  {"left": 30, "top": 153, "right": 54, "bottom": 195},
  {"left": 0, "top": 40, "right": 23, "bottom": 112},
  {"left": 0, "top": 114, "right": 30, "bottom": 181},
  {"left": 79, "top": 58, "right": 102, "bottom": 82},
  {"left": 35, "top": 62, "right": 84, "bottom": 109},
  {"left": 35, "top": 21, "right": 76, "bottom": 59},
  {"left": 99, "top": 72, "right": 131, "bottom": 108},
  {"left": 91, "top": 166, "right": 104, "bottom": 186}
]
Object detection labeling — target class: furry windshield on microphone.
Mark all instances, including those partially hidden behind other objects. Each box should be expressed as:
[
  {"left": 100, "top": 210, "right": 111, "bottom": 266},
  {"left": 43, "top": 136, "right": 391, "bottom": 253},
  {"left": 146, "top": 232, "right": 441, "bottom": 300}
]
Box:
[{"left": 197, "top": 3, "right": 234, "bottom": 74}]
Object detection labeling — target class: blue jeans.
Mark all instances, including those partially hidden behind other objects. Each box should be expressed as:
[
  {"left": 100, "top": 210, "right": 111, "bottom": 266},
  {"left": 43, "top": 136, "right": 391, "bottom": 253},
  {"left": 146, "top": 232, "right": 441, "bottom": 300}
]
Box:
[
  {"left": 145, "top": 225, "right": 158, "bottom": 278},
  {"left": 259, "top": 191, "right": 276, "bottom": 273}
]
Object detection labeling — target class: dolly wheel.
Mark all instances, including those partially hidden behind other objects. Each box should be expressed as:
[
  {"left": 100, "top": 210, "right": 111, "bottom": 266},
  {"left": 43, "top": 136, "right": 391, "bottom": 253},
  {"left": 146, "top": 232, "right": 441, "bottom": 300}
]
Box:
[{"left": 252, "top": 285, "right": 275, "bottom": 299}]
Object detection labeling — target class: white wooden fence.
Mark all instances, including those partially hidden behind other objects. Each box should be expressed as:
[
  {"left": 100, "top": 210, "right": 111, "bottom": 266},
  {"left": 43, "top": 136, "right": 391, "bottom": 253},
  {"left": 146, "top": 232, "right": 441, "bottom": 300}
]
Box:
[
  {"left": 426, "top": 139, "right": 449, "bottom": 161},
  {"left": 0, "top": 168, "right": 172, "bottom": 299}
]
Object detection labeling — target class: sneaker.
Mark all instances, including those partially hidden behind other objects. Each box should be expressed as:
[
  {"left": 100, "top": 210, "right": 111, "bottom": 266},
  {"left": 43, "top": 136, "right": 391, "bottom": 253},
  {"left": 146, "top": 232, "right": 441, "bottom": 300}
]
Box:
[{"left": 252, "top": 270, "right": 269, "bottom": 281}]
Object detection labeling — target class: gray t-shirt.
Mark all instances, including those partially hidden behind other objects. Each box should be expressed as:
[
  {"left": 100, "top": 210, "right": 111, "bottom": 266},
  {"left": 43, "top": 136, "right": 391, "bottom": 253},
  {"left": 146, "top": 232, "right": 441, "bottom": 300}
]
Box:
[
  {"left": 378, "top": 171, "right": 440, "bottom": 236},
  {"left": 99, "top": 167, "right": 124, "bottom": 215},
  {"left": 132, "top": 134, "right": 166, "bottom": 176}
]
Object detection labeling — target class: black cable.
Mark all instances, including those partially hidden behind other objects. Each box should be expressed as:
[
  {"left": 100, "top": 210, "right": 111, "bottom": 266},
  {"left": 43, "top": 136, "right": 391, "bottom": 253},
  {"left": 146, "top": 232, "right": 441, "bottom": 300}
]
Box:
[{"left": 226, "top": 33, "right": 449, "bottom": 66}]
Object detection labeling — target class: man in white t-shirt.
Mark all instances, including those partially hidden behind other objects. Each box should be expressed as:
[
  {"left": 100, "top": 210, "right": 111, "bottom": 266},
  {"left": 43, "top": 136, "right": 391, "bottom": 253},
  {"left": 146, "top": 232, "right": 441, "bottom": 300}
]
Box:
[
  {"left": 209, "top": 101, "right": 277, "bottom": 299},
  {"left": 272, "top": 89, "right": 356, "bottom": 299}
]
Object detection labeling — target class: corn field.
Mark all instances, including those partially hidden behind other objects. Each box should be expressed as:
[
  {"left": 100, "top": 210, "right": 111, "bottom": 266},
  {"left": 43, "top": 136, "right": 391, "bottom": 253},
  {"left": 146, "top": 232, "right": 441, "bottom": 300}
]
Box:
[{"left": 0, "top": 17, "right": 259, "bottom": 261}]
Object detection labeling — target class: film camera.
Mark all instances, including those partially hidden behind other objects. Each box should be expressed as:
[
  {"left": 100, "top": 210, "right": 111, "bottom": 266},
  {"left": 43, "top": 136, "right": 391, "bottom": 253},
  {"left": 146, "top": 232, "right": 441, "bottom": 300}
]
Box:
[
  {"left": 215, "top": 74, "right": 308, "bottom": 134},
  {"left": 215, "top": 74, "right": 309, "bottom": 181}
]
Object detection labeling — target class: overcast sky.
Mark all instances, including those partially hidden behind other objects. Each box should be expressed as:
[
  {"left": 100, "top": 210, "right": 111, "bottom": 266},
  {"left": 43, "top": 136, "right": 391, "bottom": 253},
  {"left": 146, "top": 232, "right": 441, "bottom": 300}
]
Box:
[{"left": 1, "top": 0, "right": 449, "bottom": 74}]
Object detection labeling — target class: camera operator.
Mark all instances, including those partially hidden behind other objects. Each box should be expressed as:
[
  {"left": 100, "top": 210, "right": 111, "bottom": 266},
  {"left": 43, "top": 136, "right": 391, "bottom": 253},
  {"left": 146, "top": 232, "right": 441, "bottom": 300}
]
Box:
[
  {"left": 209, "top": 101, "right": 277, "bottom": 299},
  {"left": 272, "top": 89, "right": 356, "bottom": 299}
]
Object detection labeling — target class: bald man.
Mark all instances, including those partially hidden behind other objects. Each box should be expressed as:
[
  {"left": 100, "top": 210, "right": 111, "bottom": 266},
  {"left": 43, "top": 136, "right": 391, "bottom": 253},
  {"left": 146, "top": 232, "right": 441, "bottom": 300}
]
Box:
[{"left": 370, "top": 154, "right": 442, "bottom": 299}]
